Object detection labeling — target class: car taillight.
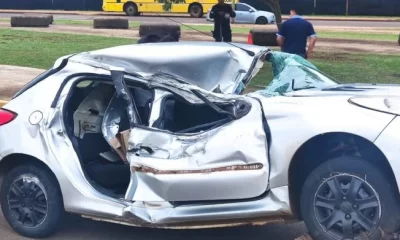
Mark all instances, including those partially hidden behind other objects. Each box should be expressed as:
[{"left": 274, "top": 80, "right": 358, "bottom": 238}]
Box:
[{"left": 0, "top": 109, "right": 16, "bottom": 126}]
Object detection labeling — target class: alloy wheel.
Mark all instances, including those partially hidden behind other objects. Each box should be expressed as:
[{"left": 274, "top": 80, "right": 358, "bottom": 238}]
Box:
[
  {"left": 7, "top": 175, "right": 48, "bottom": 228},
  {"left": 314, "top": 174, "right": 381, "bottom": 239}
]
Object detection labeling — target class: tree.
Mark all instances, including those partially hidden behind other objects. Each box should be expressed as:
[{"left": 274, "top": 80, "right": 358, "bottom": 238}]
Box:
[{"left": 264, "top": 0, "right": 282, "bottom": 28}]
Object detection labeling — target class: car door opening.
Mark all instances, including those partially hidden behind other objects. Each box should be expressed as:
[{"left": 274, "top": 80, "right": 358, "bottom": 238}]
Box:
[{"left": 63, "top": 79, "right": 154, "bottom": 197}]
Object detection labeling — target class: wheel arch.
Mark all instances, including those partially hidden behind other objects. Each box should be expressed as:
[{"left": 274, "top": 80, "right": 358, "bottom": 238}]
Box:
[
  {"left": 0, "top": 153, "right": 63, "bottom": 204},
  {"left": 287, "top": 132, "right": 399, "bottom": 220}
]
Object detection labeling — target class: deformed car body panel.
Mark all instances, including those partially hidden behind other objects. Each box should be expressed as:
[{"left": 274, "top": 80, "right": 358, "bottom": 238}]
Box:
[
  {"left": 68, "top": 41, "right": 268, "bottom": 94},
  {"left": 125, "top": 97, "right": 269, "bottom": 202},
  {"left": 106, "top": 70, "right": 270, "bottom": 202},
  {"left": 120, "top": 185, "right": 290, "bottom": 226}
]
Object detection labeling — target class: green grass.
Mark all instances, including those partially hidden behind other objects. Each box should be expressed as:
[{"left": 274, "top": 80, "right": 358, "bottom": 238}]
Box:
[
  {"left": 0, "top": 29, "right": 135, "bottom": 69},
  {"left": 251, "top": 52, "right": 400, "bottom": 89},
  {"left": 0, "top": 29, "right": 399, "bottom": 89},
  {"left": 317, "top": 31, "right": 398, "bottom": 42}
]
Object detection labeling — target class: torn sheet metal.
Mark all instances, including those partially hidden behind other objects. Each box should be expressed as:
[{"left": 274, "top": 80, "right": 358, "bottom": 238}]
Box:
[
  {"left": 260, "top": 52, "right": 339, "bottom": 96},
  {"left": 69, "top": 42, "right": 268, "bottom": 94},
  {"left": 124, "top": 97, "right": 269, "bottom": 202},
  {"left": 120, "top": 186, "right": 290, "bottom": 226}
]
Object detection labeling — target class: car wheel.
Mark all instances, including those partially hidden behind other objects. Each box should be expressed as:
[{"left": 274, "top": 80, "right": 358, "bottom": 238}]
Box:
[
  {"left": 1, "top": 164, "right": 64, "bottom": 238},
  {"left": 255, "top": 17, "right": 268, "bottom": 25},
  {"left": 300, "top": 156, "right": 400, "bottom": 240},
  {"left": 124, "top": 3, "right": 138, "bottom": 17},
  {"left": 189, "top": 4, "right": 203, "bottom": 18}
]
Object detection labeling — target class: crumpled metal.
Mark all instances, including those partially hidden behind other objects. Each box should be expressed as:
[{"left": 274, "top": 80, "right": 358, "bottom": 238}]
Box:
[{"left": 259, "top": 52, "right": 338, "bottom": 96}]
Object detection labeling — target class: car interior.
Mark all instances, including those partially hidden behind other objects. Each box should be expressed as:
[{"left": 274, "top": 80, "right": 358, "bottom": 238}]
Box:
[
  {"left": 63, "top": 80, "right": 153, "bottom": 197},
  {"left": 63, "top": 78, "right": 237, "bottom": 198}
]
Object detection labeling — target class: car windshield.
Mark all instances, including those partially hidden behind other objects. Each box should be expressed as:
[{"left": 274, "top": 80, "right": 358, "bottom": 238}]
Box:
[{"left": 258, "top": 52, "right": 340, "bottom": 96}]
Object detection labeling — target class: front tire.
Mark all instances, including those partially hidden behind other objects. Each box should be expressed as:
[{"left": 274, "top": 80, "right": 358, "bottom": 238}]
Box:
[
  {"left": 255, "top": 17, "right": 268, "bottom": 25},
  {"left": 301, "top": 156, "right": 400, "bottom": 240},
  {"left": 1, "top": 164, "right": 64, "bottom": 238}
]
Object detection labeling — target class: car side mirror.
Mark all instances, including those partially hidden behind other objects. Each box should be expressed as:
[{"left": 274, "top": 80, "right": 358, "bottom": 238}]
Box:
[{"left": 249, "top": 9, "right": 254, "bottom": 12}]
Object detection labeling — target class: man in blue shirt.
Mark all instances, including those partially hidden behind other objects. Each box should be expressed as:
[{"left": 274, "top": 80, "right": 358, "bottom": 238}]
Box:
[{"left": 276, "top": 8, "right": 317, "bottom": 59}]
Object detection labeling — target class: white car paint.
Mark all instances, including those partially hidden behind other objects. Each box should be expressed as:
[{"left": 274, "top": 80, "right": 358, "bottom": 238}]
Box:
[{"left": 206, "top": 2, "right": 276, "bottom": 24}]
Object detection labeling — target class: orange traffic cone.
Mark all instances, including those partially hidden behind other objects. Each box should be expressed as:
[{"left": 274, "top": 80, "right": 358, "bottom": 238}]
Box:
[{"left": 247, "top": 32, "right": 253, "bottom": 44}]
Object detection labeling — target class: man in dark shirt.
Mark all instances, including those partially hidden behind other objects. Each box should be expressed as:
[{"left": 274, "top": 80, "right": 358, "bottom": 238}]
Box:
[
  {"left": 276, "top": 8, "right": 317, "bottom": 59},
  {"left": 209, "top": 0, "right": 236, "bottom": 42}
]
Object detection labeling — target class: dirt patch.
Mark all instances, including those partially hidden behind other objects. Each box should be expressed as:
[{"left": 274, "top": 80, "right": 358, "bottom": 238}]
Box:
[
  {"left": 391, "top": 73, "right": 400, "bottom": 78},
  {"left": 0, "top": 65, "right": 44, "bottom": 100},
  {"left": 311, "top": 51, "right": 357, "bottom": 61}
]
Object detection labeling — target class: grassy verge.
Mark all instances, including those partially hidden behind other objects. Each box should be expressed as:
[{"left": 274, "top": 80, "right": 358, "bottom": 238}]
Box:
[
  {"left": 1, "top": 18, "right": 398, "bottom": 41},
  {"left": 54, "top": 20, "right": 398, "bottom": 41},
  {"left": 0, "top": 29, "right": 135, "bottom": 69},
  {"left": 0, "top": 29, "right": 399, "bottom": 88}
]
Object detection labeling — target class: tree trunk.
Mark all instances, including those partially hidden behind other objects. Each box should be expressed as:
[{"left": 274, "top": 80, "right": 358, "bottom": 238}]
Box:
[{"left": 265, "top": 0, "right": 282, "bottom": 29}]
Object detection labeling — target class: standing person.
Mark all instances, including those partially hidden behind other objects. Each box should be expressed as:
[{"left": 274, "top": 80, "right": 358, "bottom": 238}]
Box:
[
  {"left": 276, "top": 8, "right": 317, "bottom": 59},
  {"left": 209, "top": 0, "right": 236, "bottom": 42}
]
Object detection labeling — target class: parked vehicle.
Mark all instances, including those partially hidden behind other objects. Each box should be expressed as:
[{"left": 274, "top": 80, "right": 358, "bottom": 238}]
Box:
[
  {"left": 206, "top": 2, "right": 275, "bottom": 24},
  {"left": 1, "top": 42, "right": 400, "bottom": 240},
  {"left": 103, "top": 0, "right": 220, "bottom": 17}
]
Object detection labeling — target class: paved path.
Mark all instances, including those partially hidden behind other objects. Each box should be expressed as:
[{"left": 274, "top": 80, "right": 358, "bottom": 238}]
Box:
[
  {"left": 0, "top": 65, "right": 44, "bottom": 100},
  {"left": 1, "top": 13, "right": 400, "bottom": 28},
  {"left": 0, "top": 210, "right": 308, "bottom": 240}
]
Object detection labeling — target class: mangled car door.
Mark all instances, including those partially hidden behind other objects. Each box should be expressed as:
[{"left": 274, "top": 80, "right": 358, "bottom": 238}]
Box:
[{"left": 111, "top": 69, "right": 270, "bottom": 202}]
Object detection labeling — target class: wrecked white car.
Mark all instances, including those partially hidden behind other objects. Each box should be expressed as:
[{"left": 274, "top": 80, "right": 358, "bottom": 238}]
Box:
[{"left": 1, "top": 42, "right": 400, "bottom": 240}]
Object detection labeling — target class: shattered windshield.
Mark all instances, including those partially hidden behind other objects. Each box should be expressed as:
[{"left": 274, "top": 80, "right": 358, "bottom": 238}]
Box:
[{"left": 258, "top": 52, "right": 340, "bottom": 96}]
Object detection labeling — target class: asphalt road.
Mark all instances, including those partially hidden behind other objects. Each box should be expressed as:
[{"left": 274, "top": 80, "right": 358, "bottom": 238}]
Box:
[
  {"left": 0, "top": 211, "right": 308, "bottom": 240},
  {"left": 1, "top": 13, "right": 399, "bottom": 28}
]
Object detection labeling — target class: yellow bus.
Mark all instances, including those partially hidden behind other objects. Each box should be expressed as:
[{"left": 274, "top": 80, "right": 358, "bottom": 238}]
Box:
[{"left": 102, "top": 0, "right": 232, "bottom": 18}]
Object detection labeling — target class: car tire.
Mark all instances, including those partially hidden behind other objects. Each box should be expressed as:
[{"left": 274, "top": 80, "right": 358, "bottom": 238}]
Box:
[
  {"left": 124, "top": 3, "right": 138, "bottom": 17},
  {"left": 300, "top": 156, "right": 400, "bottom": 240},
  {"left": 1, "top": 164, "right": 64, "bottom": 238},
  {"left": 255, "top": 17, "right": 268, "bottom": 25},
  {"left": 189, "top": 4, "right": 203, "bottom": 18}
]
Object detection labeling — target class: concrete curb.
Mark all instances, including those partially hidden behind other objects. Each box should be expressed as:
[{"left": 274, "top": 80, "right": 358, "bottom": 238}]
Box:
[
  {"left": 0, "top": 100, "right": 8, "bottom": 108},
  {"left": 0, "top": 10, "right": 399, "bottom": 22}
]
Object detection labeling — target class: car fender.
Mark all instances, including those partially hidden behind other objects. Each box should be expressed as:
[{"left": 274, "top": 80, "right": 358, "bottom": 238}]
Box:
[{"left": 248, "top": 93, "right": 395, "bottom": 189}]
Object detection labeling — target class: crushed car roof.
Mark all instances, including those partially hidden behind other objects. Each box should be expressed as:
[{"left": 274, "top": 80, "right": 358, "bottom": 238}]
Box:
[{"left": 67, "top": 41, "right": 269, "bottom": 94}]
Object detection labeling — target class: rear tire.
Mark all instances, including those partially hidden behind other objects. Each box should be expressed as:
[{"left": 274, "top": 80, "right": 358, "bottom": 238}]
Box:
[
  {"left": 189, "top": 4, "right": 203, "bottom": 18},
  {"left": 124, "top": 3, "right": 138, "bottom": 17},
  {"left": 300, "top": 156, "right": 400, "bottom": 240},
  {"left": 255, "top": 17, "right": 268, "bottom": 25},
  {"left": 1, "top": 164, "right": 63, "bottom": 238}
]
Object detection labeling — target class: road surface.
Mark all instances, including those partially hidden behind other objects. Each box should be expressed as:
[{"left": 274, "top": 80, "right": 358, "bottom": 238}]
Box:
[
  {"left": 0, "top": 211, "right": 308, "bottom": 240},
  {"left": 1, "top": 13, "right": 399, "bottom": 28}
]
